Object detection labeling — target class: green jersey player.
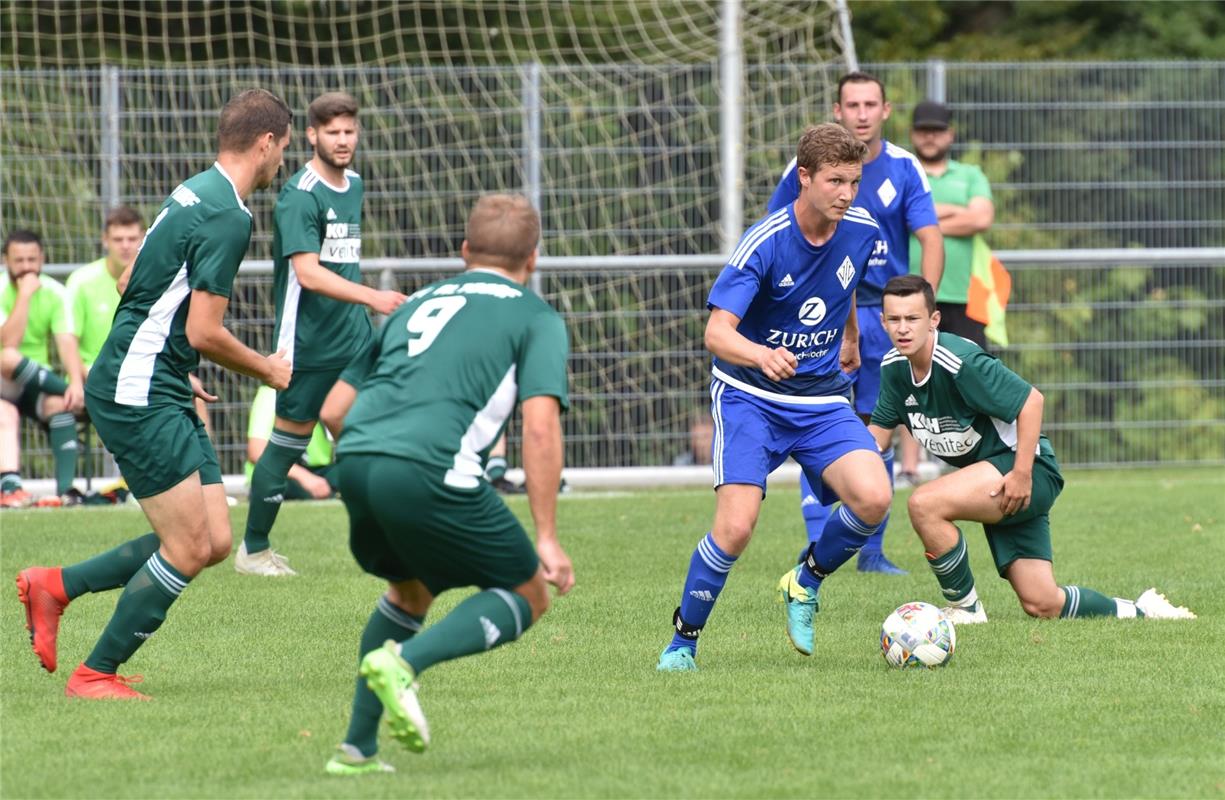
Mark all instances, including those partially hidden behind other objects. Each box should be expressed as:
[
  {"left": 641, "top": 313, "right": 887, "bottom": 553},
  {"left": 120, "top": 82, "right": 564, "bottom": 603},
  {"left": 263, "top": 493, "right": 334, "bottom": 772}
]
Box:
[
  {"left": 238, "top": 91, "right": 406, "bottom": 577},
  {"left": 16, "top": 89, "right": 294, "bottom": 700},
  {"left": 324, "top": 194, "right": 573, "bottom": 775},
  {"left": 869, "top": 275, "right": 1195, "bottom": 623}
]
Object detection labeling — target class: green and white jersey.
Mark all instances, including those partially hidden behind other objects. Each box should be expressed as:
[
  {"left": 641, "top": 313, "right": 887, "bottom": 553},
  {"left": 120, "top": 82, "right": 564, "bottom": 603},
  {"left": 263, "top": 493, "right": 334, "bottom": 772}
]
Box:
[
  {"left": 871, "top": 332, "right": 1059, "bottom": 472},
  {"left": 0, "top": 273, "right": 72, "bottom": 366},
  {"left": 339, "top": 269, "right": 569, "bottom": 488},
  {"left": 272, "top": 163, "right": 371, "bottom": 369},
  {"left": 65, "top": 257, "right": 121, "bottom": 369},
  {"left": 86, "top": 163, "right": 252, "bottom": 408}
]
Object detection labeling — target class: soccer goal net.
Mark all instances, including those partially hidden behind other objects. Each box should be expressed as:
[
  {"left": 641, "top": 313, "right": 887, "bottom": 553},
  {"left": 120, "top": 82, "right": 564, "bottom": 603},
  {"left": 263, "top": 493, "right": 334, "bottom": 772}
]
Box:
[{"left": 3, "top": 0, "right": 857, "bottom": 479}]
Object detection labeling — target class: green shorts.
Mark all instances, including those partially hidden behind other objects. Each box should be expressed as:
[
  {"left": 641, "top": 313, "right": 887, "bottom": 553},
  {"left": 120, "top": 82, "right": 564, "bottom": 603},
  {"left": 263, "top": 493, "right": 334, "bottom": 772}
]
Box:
[
  {"left": 336, "top": 346, "right": 374, "bottom": 390},
  {"left": 85, "top": 393, "right": 221, "bottom": 498},
  {"left": 275, "top": 366, "right": 345, "bottom": 422},
  {"left": 982, "top": 452, "right": 1065, "bottom": 576},
  {"left": 338, "top": 453, "right": 539, "bottom": 595}
]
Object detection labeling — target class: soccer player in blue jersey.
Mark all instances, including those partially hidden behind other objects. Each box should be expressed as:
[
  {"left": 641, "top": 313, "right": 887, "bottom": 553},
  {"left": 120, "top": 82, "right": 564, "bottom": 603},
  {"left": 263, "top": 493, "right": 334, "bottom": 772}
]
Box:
[
  {"left": 656, "top": 123, "right": 894, "bottom": 671},
  {"left": 767, "top": 71, "right": 944, "bottom": 575}
]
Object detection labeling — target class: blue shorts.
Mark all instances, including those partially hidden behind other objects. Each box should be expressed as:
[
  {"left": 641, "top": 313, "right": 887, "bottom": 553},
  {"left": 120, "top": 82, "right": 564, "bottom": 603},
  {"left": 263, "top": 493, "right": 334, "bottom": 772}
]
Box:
[
  {"left": 849, "top": 304, "right": 891, "bottom": 416},
  {"left": 710, "top": 378, "right": 877, "bottom": 504}
]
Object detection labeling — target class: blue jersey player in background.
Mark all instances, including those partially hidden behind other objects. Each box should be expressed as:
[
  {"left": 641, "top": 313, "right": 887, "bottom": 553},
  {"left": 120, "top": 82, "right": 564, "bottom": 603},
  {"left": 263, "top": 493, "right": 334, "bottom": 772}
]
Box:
[
  {"left": 657, "top": 124, "right": 894, "bottom": 672},
  {"left": 767, "top": 71, "right": 944, "bottom": 575}
]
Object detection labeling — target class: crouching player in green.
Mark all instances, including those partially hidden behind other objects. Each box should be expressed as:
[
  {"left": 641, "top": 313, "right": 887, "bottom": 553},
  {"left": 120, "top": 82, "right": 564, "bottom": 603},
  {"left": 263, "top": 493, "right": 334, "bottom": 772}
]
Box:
[
  {"left": 869, "top": 275, "right": 1195, "bottom": 624},
  {"left": 325, "top": 194, "right": 575, "bottom": 775}
]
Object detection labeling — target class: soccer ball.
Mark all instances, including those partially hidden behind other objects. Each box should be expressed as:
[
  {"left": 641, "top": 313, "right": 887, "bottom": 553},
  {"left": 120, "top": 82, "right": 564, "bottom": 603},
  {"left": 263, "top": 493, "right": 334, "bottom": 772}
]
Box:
[{"left": 880, "top": 601, "right": 956, "bottom": 669}]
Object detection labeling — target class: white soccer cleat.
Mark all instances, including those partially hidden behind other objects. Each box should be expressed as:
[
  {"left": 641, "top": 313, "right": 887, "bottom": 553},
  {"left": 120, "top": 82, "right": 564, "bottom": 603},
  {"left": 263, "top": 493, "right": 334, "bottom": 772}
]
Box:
[
  {"left": 939, "top": 601, "right": 988, "bottom": 625},
  {"left": 1135, "top": 588, "right": 1196, "bottom": 620},
  {"left": 234, "top": 542, "right": 299, "bottom": 576}
]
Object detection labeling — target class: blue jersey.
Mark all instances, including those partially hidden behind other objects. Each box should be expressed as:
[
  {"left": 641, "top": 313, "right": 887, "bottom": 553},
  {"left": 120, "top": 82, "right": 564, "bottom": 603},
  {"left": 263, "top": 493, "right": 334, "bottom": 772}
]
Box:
[
  {"left": 707, "top": 203, "right": 881, "bottom": 403},
  {"left": 767, "top": 139, "right": 937, "bottom": 306}
]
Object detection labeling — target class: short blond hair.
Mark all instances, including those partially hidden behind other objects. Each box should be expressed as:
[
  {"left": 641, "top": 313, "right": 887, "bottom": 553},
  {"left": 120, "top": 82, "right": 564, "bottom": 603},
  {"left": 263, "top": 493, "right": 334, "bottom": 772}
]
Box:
[
  {"left": 796, "top": 123, "right": 868, "bottom": 175},
  {"left": 464, "top": 194, "right": 540, "bottom": 270}
]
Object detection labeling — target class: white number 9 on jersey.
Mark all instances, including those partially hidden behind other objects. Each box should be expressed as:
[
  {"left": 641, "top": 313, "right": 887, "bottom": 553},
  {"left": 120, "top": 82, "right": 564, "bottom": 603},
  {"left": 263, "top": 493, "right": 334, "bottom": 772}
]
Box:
[{"left": 406, "top": 295, "right": 468, "bottom": 356}]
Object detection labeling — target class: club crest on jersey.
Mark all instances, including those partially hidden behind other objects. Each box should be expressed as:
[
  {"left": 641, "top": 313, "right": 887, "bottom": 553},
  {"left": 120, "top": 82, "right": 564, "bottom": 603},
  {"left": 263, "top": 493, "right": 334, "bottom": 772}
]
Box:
[
  {"left": 797, "top": 296, "right": 827, "bottom": 326},
  {"left": 836, "top": 256, "right": 856, "bottom": 290},
  {"left": 876, "top": 178, "right": 897, "bottom": 207}
]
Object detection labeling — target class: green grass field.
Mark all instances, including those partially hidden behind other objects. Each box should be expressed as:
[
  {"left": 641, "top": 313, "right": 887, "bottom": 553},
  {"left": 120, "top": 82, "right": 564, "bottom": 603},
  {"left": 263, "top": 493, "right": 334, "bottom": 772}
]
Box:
[{"left": 2, "top": 468, "right": 1223, "bottom": 799}]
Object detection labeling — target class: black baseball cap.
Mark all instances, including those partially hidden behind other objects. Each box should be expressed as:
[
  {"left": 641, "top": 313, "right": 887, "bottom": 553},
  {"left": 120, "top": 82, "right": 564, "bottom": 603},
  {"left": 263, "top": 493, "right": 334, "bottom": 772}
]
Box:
[{"left": 912, "top": 100, "right": 951, "bottom": 130}]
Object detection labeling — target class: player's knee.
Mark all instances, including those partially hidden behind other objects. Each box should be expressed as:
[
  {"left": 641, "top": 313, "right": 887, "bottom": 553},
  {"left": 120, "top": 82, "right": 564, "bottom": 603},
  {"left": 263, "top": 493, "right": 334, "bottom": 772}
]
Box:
[
  {"left": 907, "top": 486, "right": 940, "bottom": 524},
  {"left": 1018, "top": 589, "right": 1062, "bottom": 618},
  {"left": 206, "top": 530, "right": 233, "bottom": 567}
]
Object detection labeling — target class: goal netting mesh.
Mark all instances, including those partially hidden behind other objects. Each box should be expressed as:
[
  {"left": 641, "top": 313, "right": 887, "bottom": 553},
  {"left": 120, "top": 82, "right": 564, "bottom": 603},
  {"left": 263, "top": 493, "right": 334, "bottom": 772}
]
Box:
[{"left": 3, "top": 0, "right": 854, "bottom": 475}]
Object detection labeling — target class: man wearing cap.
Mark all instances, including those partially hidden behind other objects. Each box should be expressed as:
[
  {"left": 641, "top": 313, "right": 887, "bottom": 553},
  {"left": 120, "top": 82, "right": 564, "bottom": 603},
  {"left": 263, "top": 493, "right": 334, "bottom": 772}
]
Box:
[{"left": 909, "top": 99, "right": 995, "bottom": 348}]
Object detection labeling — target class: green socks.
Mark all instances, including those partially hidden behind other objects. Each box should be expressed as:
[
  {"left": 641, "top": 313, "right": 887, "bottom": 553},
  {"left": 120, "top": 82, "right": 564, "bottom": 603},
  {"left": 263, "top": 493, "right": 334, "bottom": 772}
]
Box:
[
  {"left": 485, "top": 456, "right": 508, "bottom": 483},
  {"left": 1, "top": 472, "right": 21, "bottom": 493},
  {"left": 344, "top": 596, "right": 424, "bottom": 757},
  {"left": 13, "top": 357, "right": 68, "bottom": 395},
  {"left": 399, "top": 588, "right": 532, "bottom": 676},
  {"left": 926, "top": 530, "right": 979, "bottom": 608},
  {"left": 47, "top": 412, "right": 79, "bottom": 494},
  {"left": 243, "top": 428, "right": 311, "bottom": 554},
  {"left": 62, "top": 533, "right": 160, "bottom": 600},
  {"left": 1060, "top": 586, "right": 1141, "bottom": 618},
  {"left": 84, "top": 552, "right": 190, "bottom": 674}
]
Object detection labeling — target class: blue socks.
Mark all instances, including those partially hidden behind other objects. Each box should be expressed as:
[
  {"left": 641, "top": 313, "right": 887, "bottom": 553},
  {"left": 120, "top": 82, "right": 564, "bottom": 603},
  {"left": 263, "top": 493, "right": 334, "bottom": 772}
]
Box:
[
  {"left": 669, "top": 533, "right": 737, "bottom": 653},
  {"left": 795, "top": 504, "right": 877, "bottom": 591}
]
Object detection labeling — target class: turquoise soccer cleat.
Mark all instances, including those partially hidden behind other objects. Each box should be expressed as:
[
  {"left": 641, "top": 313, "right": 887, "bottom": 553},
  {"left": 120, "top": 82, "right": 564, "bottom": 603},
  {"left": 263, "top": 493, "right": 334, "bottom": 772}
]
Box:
[
  {"left": 778, "top": 565, "right": 820, "bottom": 655},
  {"left": 359, "top": 641, "right": 430, "bottom": 754},
  {"left": 656, "top": 646, "right": 698, "bottom": 672}
]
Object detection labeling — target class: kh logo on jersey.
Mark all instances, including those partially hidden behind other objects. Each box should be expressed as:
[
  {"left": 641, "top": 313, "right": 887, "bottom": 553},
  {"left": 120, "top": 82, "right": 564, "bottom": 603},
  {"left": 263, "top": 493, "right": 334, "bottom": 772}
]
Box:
[
  {"left": 836, "top": 257, "right": 856, "bottom": 290},
  {"left": 322, "top": 222, "right": 361, "bottom": 263},
  {"left": 907, "top": 412, "right": 982, "bottom": 457},
  {"left": 797, "top": 296, "right": 827, "bottom": 326}
]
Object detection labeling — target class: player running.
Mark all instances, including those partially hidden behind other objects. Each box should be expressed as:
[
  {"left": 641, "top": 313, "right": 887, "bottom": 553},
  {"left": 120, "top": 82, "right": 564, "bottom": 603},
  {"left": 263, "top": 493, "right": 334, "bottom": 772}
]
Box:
[
  {"left": 656, "top": 123, "right": 894, "bottom": 672},
  {"left": 15, "top": 89, "right": 293, "bottom": 699}
]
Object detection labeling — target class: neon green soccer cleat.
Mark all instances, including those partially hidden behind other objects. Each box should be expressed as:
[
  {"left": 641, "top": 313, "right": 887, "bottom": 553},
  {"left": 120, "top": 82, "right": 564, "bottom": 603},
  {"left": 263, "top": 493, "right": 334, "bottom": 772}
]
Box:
[
  {"left": 359, "top": 641, "right": 430, "bottom": 754},
  {"left": 324, "top": 744, "right": 395, "bottom": 776},
  {"left": 778, "top": 565, "right": 819, "bottom": 656}
]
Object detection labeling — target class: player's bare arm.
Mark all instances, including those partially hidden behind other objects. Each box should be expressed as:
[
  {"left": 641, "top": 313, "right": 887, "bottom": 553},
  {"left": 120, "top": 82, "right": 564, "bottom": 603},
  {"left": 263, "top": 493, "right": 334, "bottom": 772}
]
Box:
[
  {"left": 913, "top": 224, "right": 944, "bottom": 295},
  {"left": 705, "top": 307, "right": 797, "bottom": 381},
  {"left": 935, "top": 197, "right": 995, "bottom": 237},
  {"left": 52, "top": 332, "right": 86, "bottom": 412},
  {"left": 521, "top": 394, "right": 574, "bottom": 595},
  {"left": 990, "top": 387, "right": 1044, "bottom": 516},
  {"left": 289, "top": 251, "right": 406, "bottom": 315},
  {"left": 185, "top": 289, "right": 291, "bottom": 389},
  {"left": 867, "top": 423, "right": 894, "bottom": 453},
  {"left": 839, "top": 295, "right": 861, "bottom": 374}
]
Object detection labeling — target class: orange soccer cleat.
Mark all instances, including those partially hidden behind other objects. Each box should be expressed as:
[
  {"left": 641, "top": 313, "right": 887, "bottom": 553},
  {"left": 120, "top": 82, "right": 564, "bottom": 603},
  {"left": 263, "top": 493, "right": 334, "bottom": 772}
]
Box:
[
  {"left": 64, "top": 664, "right": 151, "bottom": 701},
  {"left": 16, "top": 567, "right": 70, "bottom": 673}
]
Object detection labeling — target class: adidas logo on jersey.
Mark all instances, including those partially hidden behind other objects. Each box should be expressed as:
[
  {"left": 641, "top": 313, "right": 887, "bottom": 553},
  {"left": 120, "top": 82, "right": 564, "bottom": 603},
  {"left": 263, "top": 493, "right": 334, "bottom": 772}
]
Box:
[
  {"left": 778, "top": 273, "right": 794, "bottom": 288},
  {"left": 326, "top": 207, "right": 338, "bottom": 220},
  {"left": 836, "top": 256, "right": 856, "bottom": 290},
  {"left": 905, "top": 394, "right": 918, "bottom": 407},
  {"left": 480, "top": 616, "right": 502, "bottom": 649}
]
